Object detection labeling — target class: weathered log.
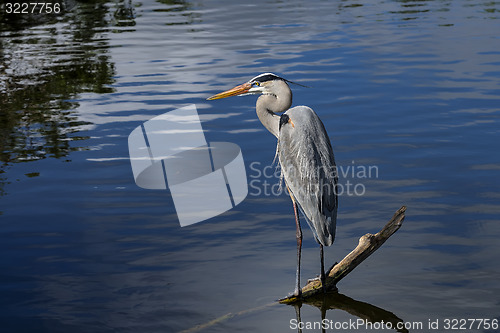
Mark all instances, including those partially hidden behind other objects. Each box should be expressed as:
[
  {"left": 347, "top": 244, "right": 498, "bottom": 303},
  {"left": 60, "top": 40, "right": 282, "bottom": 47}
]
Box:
[{"left": 279, "top": 205, "right": 406, "bottom": 304}]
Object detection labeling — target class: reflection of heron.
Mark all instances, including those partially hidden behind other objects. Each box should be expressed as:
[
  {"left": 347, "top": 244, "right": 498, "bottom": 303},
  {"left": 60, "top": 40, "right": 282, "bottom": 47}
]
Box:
[
  {"left": 207, "top": 73, "right": 338, "bottom": 296},
  {"left": 294, "top": 292, "right": 409, "bottom": 333}
]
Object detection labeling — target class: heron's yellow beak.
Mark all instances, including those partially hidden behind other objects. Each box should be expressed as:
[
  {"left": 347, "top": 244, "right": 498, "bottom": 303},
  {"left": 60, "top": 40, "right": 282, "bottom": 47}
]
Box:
[{"left": 206, "top": 83, "right": 252, "bottom": 100}]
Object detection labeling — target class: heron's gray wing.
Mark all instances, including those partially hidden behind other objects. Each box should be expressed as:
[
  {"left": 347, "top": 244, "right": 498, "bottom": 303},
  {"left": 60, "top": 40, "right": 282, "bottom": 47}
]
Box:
[{"left": 278, "top": 106, "right": 338, "bottom": 246}]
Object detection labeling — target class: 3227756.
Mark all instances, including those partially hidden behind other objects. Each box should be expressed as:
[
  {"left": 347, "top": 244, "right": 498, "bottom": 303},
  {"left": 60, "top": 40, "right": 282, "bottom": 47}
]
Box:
[{"left": 4, "top": 2, "right": 61, "bottom": 14}]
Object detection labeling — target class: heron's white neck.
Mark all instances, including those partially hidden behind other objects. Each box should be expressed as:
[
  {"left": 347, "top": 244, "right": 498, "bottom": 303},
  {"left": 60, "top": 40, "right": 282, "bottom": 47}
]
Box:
[{"left": 256, "top": 82, "right": 292, "bottom": 138}]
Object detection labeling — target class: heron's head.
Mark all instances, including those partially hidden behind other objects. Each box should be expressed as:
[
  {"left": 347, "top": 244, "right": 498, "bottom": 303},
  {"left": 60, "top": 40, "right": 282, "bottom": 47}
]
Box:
[{"left": 206, "top": 73, "right": 290, "bottom": 100}]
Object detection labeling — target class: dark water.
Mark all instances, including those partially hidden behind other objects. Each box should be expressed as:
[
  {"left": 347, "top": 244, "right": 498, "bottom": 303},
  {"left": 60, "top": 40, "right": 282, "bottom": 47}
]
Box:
[{"left": 1, "top": 1, "right": 500, "bottom": 332}]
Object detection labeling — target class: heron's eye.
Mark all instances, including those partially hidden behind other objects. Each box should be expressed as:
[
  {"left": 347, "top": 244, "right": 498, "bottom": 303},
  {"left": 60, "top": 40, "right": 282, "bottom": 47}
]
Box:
[{"left": 254, "top": 82, "right": 260, "bottom": 86}]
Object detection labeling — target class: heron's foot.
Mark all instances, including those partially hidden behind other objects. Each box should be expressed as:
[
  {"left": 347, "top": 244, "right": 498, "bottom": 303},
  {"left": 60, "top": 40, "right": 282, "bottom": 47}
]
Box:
[
  {"left": 306, "top": 276, "right": 327, "bottom": 293},
  {"left": 321, "top": 277, "right": 327, "bottom": 293},
  {"left": 307, "top": 276, "right": 320, "bottom": 284}
]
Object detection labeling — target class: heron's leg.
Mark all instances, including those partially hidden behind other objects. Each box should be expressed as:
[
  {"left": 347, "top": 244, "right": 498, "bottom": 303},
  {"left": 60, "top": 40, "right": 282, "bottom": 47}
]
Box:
[
  {"left": 320, "top": 244, "right": 326, "bottom": 293},
  {"left": 292, "top": 199, "right": 302, "bottom": 297}
]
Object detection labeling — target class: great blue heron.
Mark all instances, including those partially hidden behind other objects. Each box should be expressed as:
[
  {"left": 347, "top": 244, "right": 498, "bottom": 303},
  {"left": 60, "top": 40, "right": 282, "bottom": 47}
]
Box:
[{"left": 207, "top": 73, "right": 338, "bottom": 297}]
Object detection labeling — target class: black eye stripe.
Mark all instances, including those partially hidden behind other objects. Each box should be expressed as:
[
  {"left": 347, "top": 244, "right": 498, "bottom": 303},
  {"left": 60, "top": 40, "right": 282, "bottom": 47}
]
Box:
[
  {"left": 250, "top": 73, "right": 284, "bottom": 84},
  {"left": 248, "top": 72, "right": 308, "bottom": 88}
]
